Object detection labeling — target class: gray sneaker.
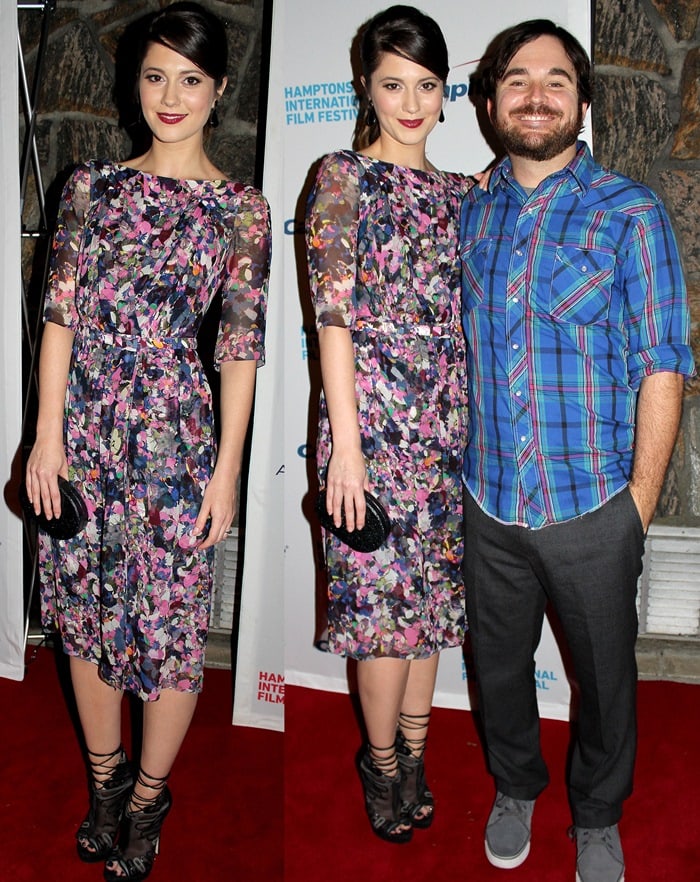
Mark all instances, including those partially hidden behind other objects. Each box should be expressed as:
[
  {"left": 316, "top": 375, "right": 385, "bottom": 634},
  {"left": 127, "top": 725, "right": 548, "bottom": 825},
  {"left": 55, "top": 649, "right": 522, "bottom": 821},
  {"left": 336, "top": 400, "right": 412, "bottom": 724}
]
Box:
[
  {"left": 575, "top": 825, "right": 625, "bottom": 882},
  {"left": 485, "top": 791, "right": 535, "bottom": 868}
]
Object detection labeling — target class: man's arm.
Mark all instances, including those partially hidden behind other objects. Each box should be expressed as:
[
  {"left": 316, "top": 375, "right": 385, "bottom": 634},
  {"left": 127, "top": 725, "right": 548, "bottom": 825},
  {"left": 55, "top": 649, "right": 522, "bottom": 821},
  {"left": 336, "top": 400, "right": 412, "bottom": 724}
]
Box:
[{"left": 628, "top": 371, "right": 684, "bottom": 531}]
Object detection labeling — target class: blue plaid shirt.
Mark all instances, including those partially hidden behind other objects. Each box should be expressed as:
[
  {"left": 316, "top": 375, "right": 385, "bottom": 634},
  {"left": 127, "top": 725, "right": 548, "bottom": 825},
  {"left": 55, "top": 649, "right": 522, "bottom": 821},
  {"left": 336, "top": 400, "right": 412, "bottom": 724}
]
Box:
[{"left": 460, "top": 143, "right": 695, "bottom": 528}]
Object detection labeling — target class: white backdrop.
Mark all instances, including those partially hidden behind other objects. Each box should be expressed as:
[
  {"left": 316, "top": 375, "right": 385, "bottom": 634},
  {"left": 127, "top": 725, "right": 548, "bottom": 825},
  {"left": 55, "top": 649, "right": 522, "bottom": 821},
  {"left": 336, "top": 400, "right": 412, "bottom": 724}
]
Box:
[
  {"left": 240, "top": 0, "right": 593, "bottom": 727},
  {"left": 0, "top": 1, "right": 25, "bottom": 683},
  {"left": 231, "top": 4, "right": 287, "bottom": 731}
]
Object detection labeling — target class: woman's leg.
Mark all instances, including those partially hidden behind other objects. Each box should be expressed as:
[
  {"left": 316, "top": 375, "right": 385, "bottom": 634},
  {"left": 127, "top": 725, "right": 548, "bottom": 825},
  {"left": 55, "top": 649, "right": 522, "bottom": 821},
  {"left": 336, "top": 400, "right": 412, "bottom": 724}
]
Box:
[
  {"left": 399, "top": 653, "right": 439, "bottom": 746},
  {"left": 70, "top": 657, "right": 130, "bottom": 860},
  {"left": 70, "top": 655, "right": 124, "bottom": 758},
  {"left": 132, "top": 690, "right": 199, "bottom": 808},
  {"left": 357, "top": 656, "right": 410, "bottom": 766},
  {"left": 357, "top": 654, "right": 440, "bottom": 773},
  {"left": 357, "top": 658, "right": 412, "bottom": 835},
  {"left": 105, "top": 689, "right": 198, "bottom": 878},
  {"left": 397, "top": 653, "right": 440, "bottom": 824}
]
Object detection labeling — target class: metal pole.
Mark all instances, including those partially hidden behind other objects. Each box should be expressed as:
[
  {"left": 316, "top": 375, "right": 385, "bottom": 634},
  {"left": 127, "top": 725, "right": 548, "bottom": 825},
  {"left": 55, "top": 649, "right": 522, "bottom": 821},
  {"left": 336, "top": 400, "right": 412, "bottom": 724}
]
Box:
[
  {"left": 18, "top": 3, "right": 56, "bottom": 12},
  {"left": 18, "top": 0, "right": 53, "bottom": 211}
]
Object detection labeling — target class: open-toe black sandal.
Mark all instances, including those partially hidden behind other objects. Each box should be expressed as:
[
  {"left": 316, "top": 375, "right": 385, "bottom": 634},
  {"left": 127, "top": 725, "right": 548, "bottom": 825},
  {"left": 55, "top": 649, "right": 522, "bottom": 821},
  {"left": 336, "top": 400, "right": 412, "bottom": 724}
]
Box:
[
  {"left": 103, "top": 769, "right": 172, "bottom": 882},
  {"left": 357, "top": 744, "right": 413, "bottom": 844},
  {"left": 77, "top": 746, "right": 134, "bottom": 863}
]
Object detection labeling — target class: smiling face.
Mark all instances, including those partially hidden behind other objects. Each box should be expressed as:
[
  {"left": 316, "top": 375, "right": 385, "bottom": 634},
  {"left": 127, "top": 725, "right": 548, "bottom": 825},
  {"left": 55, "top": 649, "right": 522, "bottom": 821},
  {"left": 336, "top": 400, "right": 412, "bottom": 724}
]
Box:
[
  {"left": 365, "top": 51, "right": 444, "bottom": 153},
  {"left": 138, "top": 41, "right": 226, "bottom": 146},
  {"left": 488, "top": 34, "right": 587, "bottom": 164}
]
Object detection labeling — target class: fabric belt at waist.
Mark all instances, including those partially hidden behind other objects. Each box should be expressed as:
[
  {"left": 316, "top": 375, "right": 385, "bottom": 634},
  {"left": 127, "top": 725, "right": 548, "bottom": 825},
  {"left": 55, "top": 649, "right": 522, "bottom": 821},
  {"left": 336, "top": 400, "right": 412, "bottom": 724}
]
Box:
[
  {"left": 354, "top": 319, "right": 455, "bottom": 338},
  {"left": 78, "top": 328, "right": 197, "bottom": 350}
]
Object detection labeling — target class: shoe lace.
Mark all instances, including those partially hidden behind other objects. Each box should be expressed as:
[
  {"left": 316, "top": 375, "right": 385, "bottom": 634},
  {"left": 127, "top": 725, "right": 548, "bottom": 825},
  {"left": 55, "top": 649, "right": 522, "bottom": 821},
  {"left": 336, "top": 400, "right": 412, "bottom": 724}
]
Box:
[
  {"left": 128, "top": 769, "right": 169, "bottom": 815},
  {"left": 368, "top": 741, "right": 399, "bottom": 779},
  {"left": 493, "top": 793, "right": 532, "bottom": 821},
  {"left": 87, "top": 744, "right": 125, "bottom": 787},
  {"left": 571, "top": 825, "right": 617, "bottom": 852},
  {"left": 397, "top": 711, "right": 431, "bottom": 759}
]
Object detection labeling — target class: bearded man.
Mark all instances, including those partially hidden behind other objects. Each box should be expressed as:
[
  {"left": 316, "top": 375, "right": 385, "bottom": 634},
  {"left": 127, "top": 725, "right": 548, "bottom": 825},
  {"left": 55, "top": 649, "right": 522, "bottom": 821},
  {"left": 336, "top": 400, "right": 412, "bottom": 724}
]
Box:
[{"left": 459, "top": 19, "right": 694, "bottom": 882}]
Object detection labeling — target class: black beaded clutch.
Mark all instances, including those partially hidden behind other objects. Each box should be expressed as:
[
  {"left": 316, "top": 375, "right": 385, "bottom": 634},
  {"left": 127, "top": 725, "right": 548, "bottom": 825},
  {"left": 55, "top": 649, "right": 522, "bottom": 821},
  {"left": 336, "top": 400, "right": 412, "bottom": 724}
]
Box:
[
  {"left": 20, "top": 476, "right": 88, "bottom": 540},
  {"left": 315, "top": 489, "right": 391, "bottom": 553}
]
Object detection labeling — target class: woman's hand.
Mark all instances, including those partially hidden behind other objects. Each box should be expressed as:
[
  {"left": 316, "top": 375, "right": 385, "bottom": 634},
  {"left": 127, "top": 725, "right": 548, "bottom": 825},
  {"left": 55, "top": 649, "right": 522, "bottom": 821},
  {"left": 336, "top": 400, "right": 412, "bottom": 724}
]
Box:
[
  {"left": 193, "top": 470, "right": 237, "bottom": 550},
  {"left": 324, "top": 448, "right": 368, "bottom": 533},
  {"left": 25, "top": 435, "right": 68, "bottom": 520},
  {"left": 472, "top": 167, "right": 492, "bottom": 189},
  {"left": 194, "top": 359, "right": 256, "bottom": 550},
  {"left": 26, "top": 321, "right": 74, "bottom": 521}
]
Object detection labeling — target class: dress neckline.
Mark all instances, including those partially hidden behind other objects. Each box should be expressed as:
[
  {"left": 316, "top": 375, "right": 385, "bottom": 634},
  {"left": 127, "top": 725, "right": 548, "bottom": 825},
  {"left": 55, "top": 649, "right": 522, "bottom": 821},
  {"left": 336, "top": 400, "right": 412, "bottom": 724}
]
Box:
[
  {"left": 110, "top": 160, "right": 232, "bottom": 188},
  {"left": 351, "top": 150, "right": 446, "bottom": 179}
]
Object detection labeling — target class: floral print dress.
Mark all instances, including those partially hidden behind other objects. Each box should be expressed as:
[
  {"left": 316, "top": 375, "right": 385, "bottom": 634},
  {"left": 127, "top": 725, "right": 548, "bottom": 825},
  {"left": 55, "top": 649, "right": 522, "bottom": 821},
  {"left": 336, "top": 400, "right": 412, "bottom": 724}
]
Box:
[
  {"left": 39, "top": 160, "right": 270, "bottom": 700},
  {"left": 306, "top": 150, "right": 469, "bottom": 660}
]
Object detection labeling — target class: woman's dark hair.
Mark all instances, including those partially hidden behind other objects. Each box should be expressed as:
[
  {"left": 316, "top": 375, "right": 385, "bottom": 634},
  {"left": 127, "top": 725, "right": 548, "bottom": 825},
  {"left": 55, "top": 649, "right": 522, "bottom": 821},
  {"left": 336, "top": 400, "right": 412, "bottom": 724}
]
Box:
[
  {"left": 354, "top": 5, "right": 449, "bottom": 149},
  {"left": 473, "top": 19, "right": 591, "bottom": 106},
  {"left": 137, "top": 1, "right": 228, "bottom": 87}
]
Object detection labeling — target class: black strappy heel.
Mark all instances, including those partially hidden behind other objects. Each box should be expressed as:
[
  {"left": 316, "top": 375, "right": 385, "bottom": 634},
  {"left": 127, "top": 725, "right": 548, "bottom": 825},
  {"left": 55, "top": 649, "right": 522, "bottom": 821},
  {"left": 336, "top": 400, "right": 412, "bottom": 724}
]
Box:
[
  {"left": 357, "top": 743, "right": 413, "bottom": 844},
  {"left": 396, "top": 712, "right": 434, "bottom": 829},
  {"left": 103, "top": 769, "right": 172, "bottom": 882},
  {"left": 77, "top": 745, "right": 134, "bottom": 862}
]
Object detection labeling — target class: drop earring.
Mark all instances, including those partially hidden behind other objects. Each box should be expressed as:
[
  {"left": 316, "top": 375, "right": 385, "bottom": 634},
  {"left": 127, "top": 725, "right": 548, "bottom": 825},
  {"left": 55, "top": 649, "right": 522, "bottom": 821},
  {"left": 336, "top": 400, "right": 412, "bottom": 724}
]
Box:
[
  {"left": 208, "top": 101, "right": 220, "bottom": 128},
  {"left": 439, "top": 109, "right": 445, "bottom": 123},
  {"left": 367, "top": 100, "right": 377, "bottom": 128}
]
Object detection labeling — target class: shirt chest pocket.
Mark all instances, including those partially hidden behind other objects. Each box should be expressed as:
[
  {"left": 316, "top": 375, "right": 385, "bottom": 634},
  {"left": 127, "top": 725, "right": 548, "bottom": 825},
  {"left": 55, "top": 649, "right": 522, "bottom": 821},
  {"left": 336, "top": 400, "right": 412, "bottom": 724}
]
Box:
[
  {"left": 546, "top": 245, "right": 616, "bottom": 325},
  {"left": 460, "top": 237, "right": 493, "bottom": 312}
]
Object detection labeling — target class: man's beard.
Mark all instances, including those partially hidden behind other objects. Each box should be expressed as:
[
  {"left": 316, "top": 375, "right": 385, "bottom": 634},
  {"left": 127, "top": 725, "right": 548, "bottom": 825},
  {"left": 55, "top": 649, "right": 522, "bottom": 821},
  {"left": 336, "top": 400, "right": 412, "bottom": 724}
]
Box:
[{"left": 493, "top": 103, "right": 584, "bottom": 162}]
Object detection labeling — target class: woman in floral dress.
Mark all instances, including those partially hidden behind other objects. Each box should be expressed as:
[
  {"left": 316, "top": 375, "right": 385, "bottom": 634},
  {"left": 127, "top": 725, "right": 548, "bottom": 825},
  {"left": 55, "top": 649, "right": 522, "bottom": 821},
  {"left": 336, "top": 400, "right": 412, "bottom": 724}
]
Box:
[
  {"left": 306, "top": 5, "right": 470, "bottom": 844},
  {"left": 24, "top": 4, "right": 269, "bottom": 880}
]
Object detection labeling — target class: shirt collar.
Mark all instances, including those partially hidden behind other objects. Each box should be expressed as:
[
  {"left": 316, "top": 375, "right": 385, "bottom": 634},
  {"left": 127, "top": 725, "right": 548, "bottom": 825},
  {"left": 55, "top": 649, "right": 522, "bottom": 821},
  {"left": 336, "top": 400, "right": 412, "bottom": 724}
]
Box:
[{"left": 488, "top": 141, "right": 593, "bottom": 197}]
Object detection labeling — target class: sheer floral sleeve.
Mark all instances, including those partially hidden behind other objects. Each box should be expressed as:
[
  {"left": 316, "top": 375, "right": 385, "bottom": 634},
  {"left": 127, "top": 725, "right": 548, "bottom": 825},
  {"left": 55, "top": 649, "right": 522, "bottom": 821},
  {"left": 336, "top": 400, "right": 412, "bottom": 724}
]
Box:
[
  {"left": 305, "top": 152, "right": 361, "bottom": 330},
  {"left": 43, "top": 164, "right": 92, "bottom": 328},
  {"left": 214, "top": 186, "right": 271, "bottom": 367}
]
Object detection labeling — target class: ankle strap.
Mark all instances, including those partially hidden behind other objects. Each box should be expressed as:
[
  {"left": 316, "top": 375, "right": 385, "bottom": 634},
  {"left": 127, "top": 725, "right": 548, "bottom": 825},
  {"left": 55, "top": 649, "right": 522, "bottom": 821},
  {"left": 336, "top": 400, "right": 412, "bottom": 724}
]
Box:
[
  {"left": 129, "top": 768, "right": 170, "bottom": 813},
  {"left": 136, "top": 769, "right": 169, "bottom": 789},
  {"left": 399, "top": 711, "right": 431, "bottom": 728},
  {"left": 367, "top": 741, "right": 399, "bottom": 777},
  {"left": 398, "top": 711, "right": 431, "bottom": 755},
  {"left": 86, "top": 744, "right": 124, "bottom": 780}
]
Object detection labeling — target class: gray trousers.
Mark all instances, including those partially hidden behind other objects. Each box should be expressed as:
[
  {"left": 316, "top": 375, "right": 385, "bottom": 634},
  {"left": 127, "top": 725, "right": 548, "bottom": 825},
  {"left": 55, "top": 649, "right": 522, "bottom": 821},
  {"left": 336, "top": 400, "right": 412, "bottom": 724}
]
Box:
[{"left": 463, "top": 486, "right": 645, "bottom": 828}]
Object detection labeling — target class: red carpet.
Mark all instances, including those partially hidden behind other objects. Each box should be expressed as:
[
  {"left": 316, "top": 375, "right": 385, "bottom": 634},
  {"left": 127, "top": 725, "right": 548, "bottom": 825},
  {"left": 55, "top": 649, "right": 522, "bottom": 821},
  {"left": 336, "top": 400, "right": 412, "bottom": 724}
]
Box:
[
  {"left": 3, "top": 648, "right": 698, "bottom": 880},
  {"left": 0, "top": 645, "right": 282, "bottom": 882},
  {"left": 286, "top": 680, "right": 700, "bottom": 882}
]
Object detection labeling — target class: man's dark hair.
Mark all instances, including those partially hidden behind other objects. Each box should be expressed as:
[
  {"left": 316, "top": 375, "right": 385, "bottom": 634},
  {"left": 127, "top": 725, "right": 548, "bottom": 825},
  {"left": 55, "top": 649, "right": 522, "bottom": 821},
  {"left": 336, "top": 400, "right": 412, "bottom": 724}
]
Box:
[{"left": 474, "top": 19, "right": 591, "bottom": 105}]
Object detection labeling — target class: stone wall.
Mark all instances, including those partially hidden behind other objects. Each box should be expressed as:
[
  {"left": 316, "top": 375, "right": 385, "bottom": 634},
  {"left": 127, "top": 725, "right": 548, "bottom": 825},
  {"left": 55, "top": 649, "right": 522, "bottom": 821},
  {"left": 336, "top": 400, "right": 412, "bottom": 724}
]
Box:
[{"left": 593, "top": 0, "right": 700, "bottom": 518}]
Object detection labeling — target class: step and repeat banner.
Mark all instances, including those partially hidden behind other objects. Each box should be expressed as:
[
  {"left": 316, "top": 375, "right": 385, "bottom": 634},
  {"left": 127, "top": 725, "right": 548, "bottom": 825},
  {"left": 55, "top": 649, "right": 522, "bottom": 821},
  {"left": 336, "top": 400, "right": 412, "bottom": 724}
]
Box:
[
  {"left": 233, "top": 0, "right": 592, "bottom": 727},
  {"left": 0, "top": 0, "right": 24, "bottom": 683}
]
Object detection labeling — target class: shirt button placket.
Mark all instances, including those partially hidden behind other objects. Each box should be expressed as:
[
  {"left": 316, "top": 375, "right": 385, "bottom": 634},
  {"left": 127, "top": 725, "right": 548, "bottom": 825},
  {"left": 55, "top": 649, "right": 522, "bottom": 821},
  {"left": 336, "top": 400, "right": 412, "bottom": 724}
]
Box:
[{"left": 507, "top": 215, "right": 540, "bottom": 525}]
